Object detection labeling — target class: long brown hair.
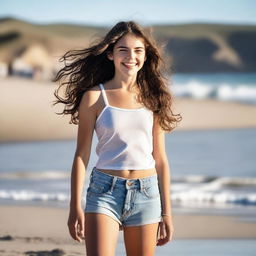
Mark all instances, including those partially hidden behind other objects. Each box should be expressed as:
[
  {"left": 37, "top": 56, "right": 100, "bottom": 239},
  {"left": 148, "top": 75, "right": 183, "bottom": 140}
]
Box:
[{"left": 53, "top": 21, "right": 182, "bottom": 132}]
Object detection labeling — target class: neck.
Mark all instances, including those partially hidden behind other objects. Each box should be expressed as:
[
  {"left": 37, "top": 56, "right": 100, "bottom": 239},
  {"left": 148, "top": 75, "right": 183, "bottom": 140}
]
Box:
[{"left": 110, "top": 73, "right": 138, "bottom": 91}]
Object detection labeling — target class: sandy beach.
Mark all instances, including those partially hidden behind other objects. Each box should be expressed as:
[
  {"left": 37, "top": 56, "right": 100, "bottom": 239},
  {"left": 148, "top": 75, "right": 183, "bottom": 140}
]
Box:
[
  {"left": 1, "top": 77, "right": 256, "bottom": 255},
  {"left": 0, "top": 205, "right": 256, "bottom": 256},
  {"left": 1, "top": 77, "right": 256, "bottom": 142}
]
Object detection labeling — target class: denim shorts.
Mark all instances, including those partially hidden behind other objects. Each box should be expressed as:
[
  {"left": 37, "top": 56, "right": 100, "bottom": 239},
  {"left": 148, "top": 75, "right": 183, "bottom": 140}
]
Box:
[{"left": 84, "top": 167, "right": 162, "bottom": 230}]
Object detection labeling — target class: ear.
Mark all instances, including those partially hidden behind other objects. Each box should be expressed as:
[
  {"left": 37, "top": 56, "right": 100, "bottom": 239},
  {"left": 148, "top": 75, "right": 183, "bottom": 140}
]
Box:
[{"left": 107, "top": 51, "right": 113, "bottom": 61}]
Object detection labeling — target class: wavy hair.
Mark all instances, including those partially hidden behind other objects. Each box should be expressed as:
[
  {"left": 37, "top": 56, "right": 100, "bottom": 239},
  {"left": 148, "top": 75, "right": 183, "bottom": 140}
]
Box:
[{"left": 52, "top": 21, "right": 182, "bottom": 132}]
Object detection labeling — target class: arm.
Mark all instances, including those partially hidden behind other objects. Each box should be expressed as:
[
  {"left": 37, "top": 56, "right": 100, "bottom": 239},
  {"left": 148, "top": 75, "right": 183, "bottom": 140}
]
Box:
[
  {"left": 68, "top": 88, "right": 98, "bottom": 242},
  {"left": 152, "top": 113, "right": 174, "bottom": 245},
  {"left": 152, "top": 114, "right": 172, "bottom": 216}
]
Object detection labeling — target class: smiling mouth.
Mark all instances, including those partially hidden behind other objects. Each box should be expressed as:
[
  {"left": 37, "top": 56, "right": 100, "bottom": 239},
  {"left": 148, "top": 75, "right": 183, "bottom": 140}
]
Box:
[{"left": 122, "top": 62, "right": 138, "bottom": 68}]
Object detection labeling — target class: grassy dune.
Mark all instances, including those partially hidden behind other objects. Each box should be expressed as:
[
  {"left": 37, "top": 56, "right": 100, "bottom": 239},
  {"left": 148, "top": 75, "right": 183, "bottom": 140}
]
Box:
[{"left": 0, "top": 17, "right": 256, "bottom": 72}]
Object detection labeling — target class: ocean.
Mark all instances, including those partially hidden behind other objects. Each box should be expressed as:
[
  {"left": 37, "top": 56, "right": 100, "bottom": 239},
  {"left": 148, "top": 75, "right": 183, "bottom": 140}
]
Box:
[
  {"left": 0, "top": 128, "right": 255, "bottom": 220},
  {"left": 0, "top": 73, "right": 256, "bottom": 221},
  {"left": 171, "top": 72, "right": 256, "bottom": 104}
]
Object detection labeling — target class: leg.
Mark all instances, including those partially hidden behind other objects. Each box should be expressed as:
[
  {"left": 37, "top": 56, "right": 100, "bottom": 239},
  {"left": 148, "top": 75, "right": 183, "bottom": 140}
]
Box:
[
  {"left": 84, "top": 213, "right": 120, "bottom": 256},
  {"left": 123, "top": 222, "right": 159, "bottom": 256}
]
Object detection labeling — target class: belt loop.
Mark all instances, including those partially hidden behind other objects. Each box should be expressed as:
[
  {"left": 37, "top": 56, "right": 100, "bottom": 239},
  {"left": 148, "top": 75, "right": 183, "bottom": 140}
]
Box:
[
  {"left": 110, "top": 176, "right": 117, "bottom": 193},
  {"left": 139, "top": 179, "right": 143, "bottom": 192}
]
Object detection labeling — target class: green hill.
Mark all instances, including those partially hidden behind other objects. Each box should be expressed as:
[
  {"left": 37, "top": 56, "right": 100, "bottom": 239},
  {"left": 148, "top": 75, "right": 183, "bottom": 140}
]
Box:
[{"left": 0, "top": 17, "right": 256, "bottom": 73}]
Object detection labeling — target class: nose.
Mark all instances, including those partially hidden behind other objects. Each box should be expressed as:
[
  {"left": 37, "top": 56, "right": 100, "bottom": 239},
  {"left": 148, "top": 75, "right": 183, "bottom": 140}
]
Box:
[{"left": 126, "top": 50, "right": 136, "bottom": 59}]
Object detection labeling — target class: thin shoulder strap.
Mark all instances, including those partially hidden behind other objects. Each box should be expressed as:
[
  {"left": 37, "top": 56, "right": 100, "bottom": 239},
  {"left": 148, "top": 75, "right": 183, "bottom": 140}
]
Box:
[{"left": 99, "top": 83, "right": 109, "bottom": 106}]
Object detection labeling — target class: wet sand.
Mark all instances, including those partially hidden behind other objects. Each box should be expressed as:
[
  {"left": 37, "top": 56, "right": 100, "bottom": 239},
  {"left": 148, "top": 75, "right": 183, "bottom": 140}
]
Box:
[{"left": 0, "top": 205, "right": 256, "bottom": 255}]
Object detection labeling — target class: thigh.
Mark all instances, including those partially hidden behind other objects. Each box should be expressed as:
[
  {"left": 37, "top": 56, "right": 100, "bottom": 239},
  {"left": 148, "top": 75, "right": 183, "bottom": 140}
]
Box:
[
  {"left": 84, "top": 213, "right": 120, "bottom": 256},
  {"left": 123, "top": 222, "right": 159, "bottom": 256}
]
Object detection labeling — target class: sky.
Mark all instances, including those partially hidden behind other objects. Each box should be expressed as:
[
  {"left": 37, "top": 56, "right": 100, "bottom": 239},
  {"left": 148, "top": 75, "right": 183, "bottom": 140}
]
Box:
[{"left": 0, "top": 0, "right": 256, "bottom": 26}]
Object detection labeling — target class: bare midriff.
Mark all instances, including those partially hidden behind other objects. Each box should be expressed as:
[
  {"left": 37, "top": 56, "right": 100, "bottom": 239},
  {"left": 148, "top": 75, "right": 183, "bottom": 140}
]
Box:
[{"left": 97, "top": 168, "right": 157, "bottom": 179}]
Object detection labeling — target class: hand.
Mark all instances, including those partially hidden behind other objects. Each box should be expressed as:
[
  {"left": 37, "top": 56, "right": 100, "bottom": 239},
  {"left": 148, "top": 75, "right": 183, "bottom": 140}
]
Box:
[
  {"left": 156, "top": 215, "right": 174, "bottom": 246},
  {"left": 67, "top": 206, "right": 85, "bottom": 243}
]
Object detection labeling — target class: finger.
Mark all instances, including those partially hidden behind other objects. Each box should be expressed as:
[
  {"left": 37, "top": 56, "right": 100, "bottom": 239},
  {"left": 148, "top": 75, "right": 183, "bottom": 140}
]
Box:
[
  {"left": 68, "top": 225, "right": 79, "bottom": 241},
  {"left": 156, "top": 223, "right": 166, "bottom": 246},
  {"left": 156, "top": 222, "right": 161, "bottom": 244},
  {"left": 67, "top": 220, "right": 76, "bottom": 239},
  {"left": 156, "top": 239, "right": 164, "bottom": 246},
  {"left": 157, "top": 236, "right": 169, "bottom": 246},
  {"left": 74, "top": 221, "right": 83, "bottom": 242},
  {"left": 78, "top": 217, "right": 85, "bottom": 239},
  {"left": 160, "top": 222, "right": 166, "bottom": 240},
  {"left": 165, "top": 223, "right": 171, "bottom": 241},
  {"left": 157, "top": 222, "right": 163, "bottom": 239},
  {"left": 157, "top": 223, "right": 173, "bottom": 246},
  {"left": 157, "top": 233, "right": 169, "bottom": 246},
  {"left": 69, "top": 225, "right": 80, "bottom": 242},
  {"left": 68, "top": 221, "right": 82, "bottom": 243}
]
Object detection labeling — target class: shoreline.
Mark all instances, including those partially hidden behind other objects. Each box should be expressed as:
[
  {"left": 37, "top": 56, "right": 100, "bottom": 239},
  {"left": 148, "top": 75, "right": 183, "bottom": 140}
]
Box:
[
  {"left": 2, "top": 205, "right": 256, "bottom": 239},
  {"left": 1, "top": 205, "right": 256, "bottom": 239},
  {"left": 1, "top": 205, "right": 256, "bottom": 255},
  {"left": 1, "top": 77, "right": 256, "bottom": 142}
]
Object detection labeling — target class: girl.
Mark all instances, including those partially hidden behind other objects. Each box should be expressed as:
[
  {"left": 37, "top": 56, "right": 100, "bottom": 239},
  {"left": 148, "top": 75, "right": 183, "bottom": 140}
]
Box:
[{"left": 53, "top": 21, "right": 181, "bottom": 256}]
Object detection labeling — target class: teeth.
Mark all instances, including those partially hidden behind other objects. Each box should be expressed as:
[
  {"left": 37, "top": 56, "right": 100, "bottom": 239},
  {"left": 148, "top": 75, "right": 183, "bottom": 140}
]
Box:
[{"left": 123, "top": 63, "right": 137, "bottom": 67}]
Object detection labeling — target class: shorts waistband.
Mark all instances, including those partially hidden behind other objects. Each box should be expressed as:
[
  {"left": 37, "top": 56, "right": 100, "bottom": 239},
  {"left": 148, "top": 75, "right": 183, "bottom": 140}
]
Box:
[{"left": 90, "top": 166, "right": 158, "bottom": 191}]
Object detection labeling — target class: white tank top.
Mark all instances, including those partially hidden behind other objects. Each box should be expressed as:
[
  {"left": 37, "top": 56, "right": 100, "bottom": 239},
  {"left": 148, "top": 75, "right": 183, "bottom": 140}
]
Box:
[{"left": 94, "top": 83, "right": 156, "bottom": 170}]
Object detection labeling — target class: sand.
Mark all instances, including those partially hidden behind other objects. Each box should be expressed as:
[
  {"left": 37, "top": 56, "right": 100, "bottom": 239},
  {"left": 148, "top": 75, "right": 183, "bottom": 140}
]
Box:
[
  {"left": 0, "top": 205, "right": 256, "bottom": 256},
  {"left": 1, "top": 77, "right": 256, "bottom": 142},
  {"left": 1, "top": 77, "right": 256, "bottom": 255}
]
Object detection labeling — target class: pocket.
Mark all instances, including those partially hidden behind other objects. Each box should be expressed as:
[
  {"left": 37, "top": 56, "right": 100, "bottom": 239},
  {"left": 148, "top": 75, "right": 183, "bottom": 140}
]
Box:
[
  {"left": 88, "top": 179, "right": 111, "bottom": 195},
  {"left": 142, "top": 184, "right": 160, "bottom": 199}
]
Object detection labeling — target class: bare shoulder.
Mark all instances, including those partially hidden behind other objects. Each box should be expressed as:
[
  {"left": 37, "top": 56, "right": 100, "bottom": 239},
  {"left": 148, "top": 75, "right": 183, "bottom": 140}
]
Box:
[
  {"left": 79, "top": 85, "right": 101, "bottom": 109},
  {"left": 77, "top": 85, "right": 103, "bottom": 127}
]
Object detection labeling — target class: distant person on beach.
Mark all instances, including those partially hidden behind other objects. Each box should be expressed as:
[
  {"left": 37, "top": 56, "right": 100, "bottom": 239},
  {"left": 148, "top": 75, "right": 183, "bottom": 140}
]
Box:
[{"left": 53, "top": 21, "right": 181, "bottom": 256}]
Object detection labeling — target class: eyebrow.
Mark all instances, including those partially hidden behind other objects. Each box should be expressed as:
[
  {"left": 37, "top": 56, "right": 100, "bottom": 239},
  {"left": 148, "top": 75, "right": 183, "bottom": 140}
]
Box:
[{"left": 117, "top": 46, "right": 145, "bottom": 49}]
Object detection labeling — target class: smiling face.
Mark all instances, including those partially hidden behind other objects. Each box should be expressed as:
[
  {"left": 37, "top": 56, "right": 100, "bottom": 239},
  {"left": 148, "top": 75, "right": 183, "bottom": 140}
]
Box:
[{"left": 108, "top": 33, "right": 147, "bottom": 79}]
